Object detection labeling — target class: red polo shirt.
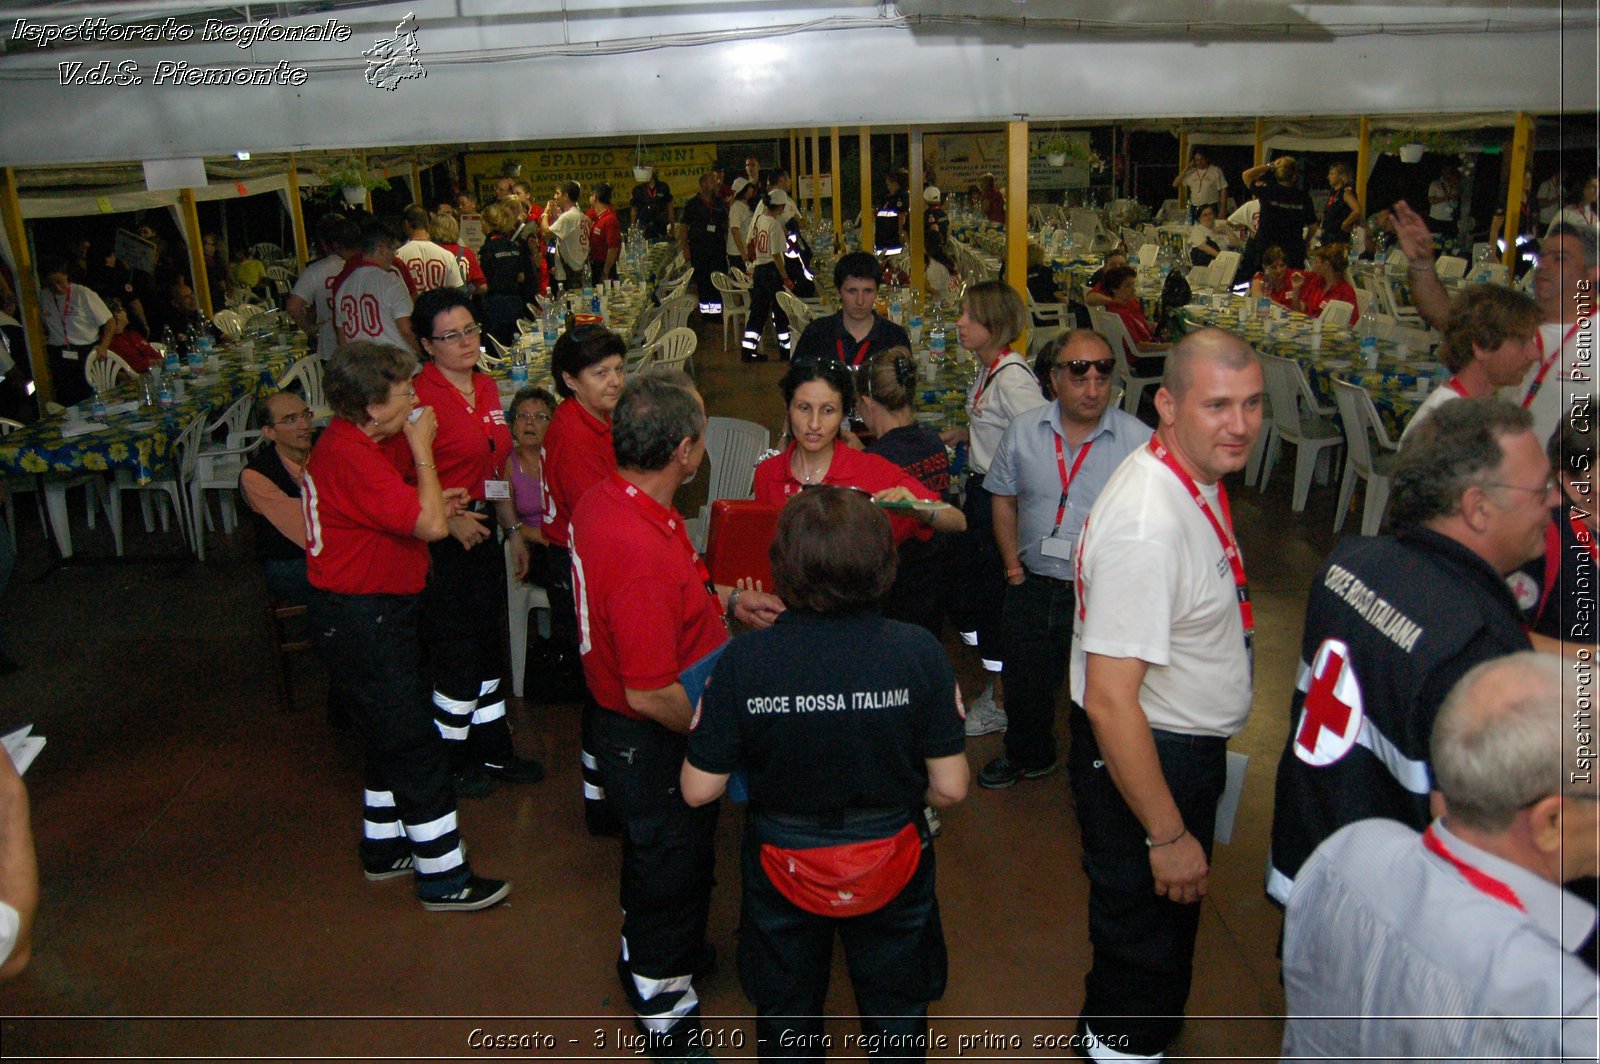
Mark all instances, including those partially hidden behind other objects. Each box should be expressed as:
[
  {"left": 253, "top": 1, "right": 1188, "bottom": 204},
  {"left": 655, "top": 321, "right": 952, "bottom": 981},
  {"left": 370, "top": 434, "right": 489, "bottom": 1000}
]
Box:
[
  {"left": 394, "top": 363, "right": 511, "bottom": 499},
  {"left": 587, "top": 207, "right": 622, "bottom": 267},
  {"left": 303, "top": 418, "right": 428, "bottom": 595},
  {"left": 541, "top": 396, "right": 615, "bottom": 548},
  {"left": 570, "top": 475, "right": 728, "bottom": 719},
  {"left": 752, "top": 442, "right": 937, "bottom": 545}
]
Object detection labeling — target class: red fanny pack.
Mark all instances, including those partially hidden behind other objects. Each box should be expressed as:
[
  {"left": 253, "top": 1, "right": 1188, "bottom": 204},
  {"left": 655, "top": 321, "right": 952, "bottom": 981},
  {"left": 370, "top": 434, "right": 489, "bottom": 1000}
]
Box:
[{"left": 759, "top": 822, "right": 922, "bottom": 917}]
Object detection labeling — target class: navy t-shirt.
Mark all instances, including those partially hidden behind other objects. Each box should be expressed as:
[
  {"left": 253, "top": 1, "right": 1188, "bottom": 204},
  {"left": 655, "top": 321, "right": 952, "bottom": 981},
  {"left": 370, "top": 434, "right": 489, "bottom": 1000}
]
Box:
[{"left": 869, "top": 424, "right": 952, "bottom": 500}]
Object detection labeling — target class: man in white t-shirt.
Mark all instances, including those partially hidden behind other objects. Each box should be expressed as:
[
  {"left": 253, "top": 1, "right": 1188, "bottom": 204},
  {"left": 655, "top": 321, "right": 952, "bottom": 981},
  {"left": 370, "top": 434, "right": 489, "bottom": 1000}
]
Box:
[
  {"left": 1396, "top": 204, "right": 1598, "bottom": 445},
  {"left": 1173, "top": 149, "right": 1228, "bottom": 219},
  {"left": 540, "top": 181, "right": 590, "bottom": 294},
  {"left": 394, "top": 205, "right": 464, "bottom": 296},
  {"left": 286, "top": 213, "right": 357, "bottom": 361},
  {"left": 1069, "top": 328, "right": 1264, "bottom": 1063},
  {"left": 39, "top": 264, "right": 113, "bottom": 406},
  {"left": 330, "top": 218, "right": 415, "bottom": 354}
]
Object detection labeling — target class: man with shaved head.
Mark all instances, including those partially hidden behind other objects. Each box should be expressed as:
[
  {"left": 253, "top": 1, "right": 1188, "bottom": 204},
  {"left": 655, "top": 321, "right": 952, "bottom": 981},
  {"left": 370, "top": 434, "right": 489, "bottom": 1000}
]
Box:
[{"left": 1069, "top": 328, "right": 1265, "bottom": 1061}]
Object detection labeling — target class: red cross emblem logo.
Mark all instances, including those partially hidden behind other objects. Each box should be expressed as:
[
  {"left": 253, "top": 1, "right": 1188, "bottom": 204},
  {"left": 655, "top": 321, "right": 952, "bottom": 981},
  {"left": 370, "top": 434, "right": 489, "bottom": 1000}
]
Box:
[{"left": 1293, "top": 639, "right": 1364, "bottom": 767}]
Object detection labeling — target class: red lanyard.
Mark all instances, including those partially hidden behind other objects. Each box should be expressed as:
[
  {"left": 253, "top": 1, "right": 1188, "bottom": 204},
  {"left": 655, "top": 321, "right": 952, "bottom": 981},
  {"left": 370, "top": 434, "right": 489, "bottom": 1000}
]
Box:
[
  {"left": 1050, "top": 433, "right": 1094, "bottom": 537},
  {"left": 837, "top": 335, "right": 873, "bottom": 368},
  {"left": 430, "top": 367, "right": 500, "bottom": 450},
  {"left": 1525, "top": 322, "right": 1582, "bottom": 407},
  {"left": 611, "top": 473, "right": 723, "bottom": 620},
  {"left": 1149, "top": 436, "right": 1253, "bottom": 635},
  {"left": 1445, "top": 377, "right": 1470, "bottom": 398},
  {"left": 52, "top": 286, "right": 73, "bottom": 336},
  {"left": 1422, "top": 824, "right": 1526, "bottom": 913}
]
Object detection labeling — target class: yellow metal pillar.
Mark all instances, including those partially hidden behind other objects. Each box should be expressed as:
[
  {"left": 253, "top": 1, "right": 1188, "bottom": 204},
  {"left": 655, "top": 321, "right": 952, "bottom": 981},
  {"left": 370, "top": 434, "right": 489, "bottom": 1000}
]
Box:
[
  {"left": 1253, "top": 119, "right": 1266, "bottom": 167},
  {"left": 1006, "top": 120, "right": 1029, "bottom": 335},
  {"left": 411, "top": 158, "right": 423, "bottom": 207},
  {"left": 1, "top": 167, "right": 51, "bottom": 404},
  {"left": 909, "top": 127, "right": 925, "bottom": 295},
  {"left": 287, "top": 153, "right": 309, "bottom": 268},
  {"left": 1504, "top": 112, "right": 1534, "bottom": 269},
  {"left": 1356, "top": 116, "right": 1372, "bottom": 218},
  {"left": 179, "top": 188, "right": 212, "bottom": 319},
  {"left": 830, "top": 127, "right": 844, "bottom": 245},
  {"left": 859, "top": 127, "right": 874, "bottom": 252},
  {"left": 1176, "top": 131, "right": 1189, "bottom": 210}
]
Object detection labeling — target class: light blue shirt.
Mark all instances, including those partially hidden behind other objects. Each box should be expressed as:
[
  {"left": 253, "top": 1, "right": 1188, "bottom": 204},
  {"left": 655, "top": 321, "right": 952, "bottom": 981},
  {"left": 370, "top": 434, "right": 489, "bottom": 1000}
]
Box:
[{"left": 985, "top": 401, "right": 1148, "bottom": 580}]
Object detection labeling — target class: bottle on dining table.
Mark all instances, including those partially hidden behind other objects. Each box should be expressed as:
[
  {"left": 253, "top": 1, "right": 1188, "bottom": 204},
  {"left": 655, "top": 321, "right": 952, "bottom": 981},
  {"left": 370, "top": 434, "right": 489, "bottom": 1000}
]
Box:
[{"left": 928, "top": 309, "right": 947, "bottom": 357}]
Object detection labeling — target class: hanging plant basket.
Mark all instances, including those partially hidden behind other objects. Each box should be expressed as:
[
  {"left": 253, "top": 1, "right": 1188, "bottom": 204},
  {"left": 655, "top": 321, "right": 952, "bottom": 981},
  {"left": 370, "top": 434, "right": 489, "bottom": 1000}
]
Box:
[
  {"left": 1046, "top": 152, "right": 1068, "bottom": 168},
  {"left": 1398, "top": 143, "right": 1426, "bottom": 164},
  {"left": 341, "top": 186, "right": 369, "bottom": 205},
  {"left": 633, "top": 165, "right": 654, "bottom": 182}
]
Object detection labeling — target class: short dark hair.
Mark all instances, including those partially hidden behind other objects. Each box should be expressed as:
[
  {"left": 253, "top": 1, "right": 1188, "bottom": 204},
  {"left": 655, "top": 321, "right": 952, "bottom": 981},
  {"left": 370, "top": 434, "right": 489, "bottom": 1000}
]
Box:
[
  {"left": 1389, "top": 397, "right": 1533, "bottom": 528},
  {"left": 1439, "top": 285, "right": 1542, "bottom": 373},
  {"left": 611, "top": 368, "right": 704, "bottom": 471},
  {"left": 325, "top": 341, "right": 416, "bottom": 423},
  {"left": 357, "top": 217, "right": 400, "bottom": 254},
  {"left": 558, "top": 180, "right": 581, "bottom": 203},
  {"left": 770, "top": 486, "right": 897, "bottom": 613},
  {"left": 833, "top": 251, "right": 880, "bottom": 290},
  {"left": 411, "top": 288, "right": 475, "bottom": 343},
  {"left": 401, "top": 205, "right": 429, "bottom": 232},
  {"left": 593, "top": 182, "right": 613, "bottom": 206},
  {"left": 257, "top": 389, "right": 307, "bottom": 429},
  {"left": 551, "top": 324, "right": 627, "bottom": 399},
  {"left": 1545, "top": 222, "right": 1598, "bottom": 270},
  {"left": 1161, "top": 328, "right": 1258, "bottom": 400},
  {"left": 313, "top": 212, "right": 348, "bottom": 252},
  {"left": 779, "top": 356, "right": 855, "bottom": 418},
  {"left": 509, "top": 385, "right": 557, "bottom": 420},
  {"left": 1100, "top": 265, "right": 1138, "bottom": 293},
  {"left": 1260, "top": 246, "right": 1288, "bottom": 269}
]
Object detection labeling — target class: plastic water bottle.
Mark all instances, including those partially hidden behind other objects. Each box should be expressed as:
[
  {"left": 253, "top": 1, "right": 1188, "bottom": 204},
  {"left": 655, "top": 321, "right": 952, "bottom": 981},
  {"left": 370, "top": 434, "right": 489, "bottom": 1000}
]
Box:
[
  {"left": 163, "top": 345, "right": 180, "bottom": 377},
  {"left": 1309, "top": 318, "right": 1324, "bottom": 352},
  {"left": 908, "top": 312, "right": 924, "bottom": 345},
  {"left": 888, "top": 291, "right": 904, "bottom": 325},
  {"left": 158, "top": 374, "right": 175, "bottom": 407},
  {"left": 929, "top": 313, "right": 947, "bottom": 356},
  {"left": 542, "top": 306, "right": 559, "bottom": 346},
  {"left": 90, "top": 390, "right": 107, "bottom": 420},
  {"left": 187, "top": 341, "right": 205, "bottom": 375},
  {"left": 1359, "top": 317, "right": 1380, "bottom": 369}
]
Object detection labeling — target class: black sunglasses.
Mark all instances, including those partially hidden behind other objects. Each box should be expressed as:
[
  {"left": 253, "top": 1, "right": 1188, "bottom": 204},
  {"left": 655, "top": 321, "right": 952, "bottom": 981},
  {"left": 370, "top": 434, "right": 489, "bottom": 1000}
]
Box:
[{"left": 1054, "top": 358, "right": 1116, "bottom": 377}]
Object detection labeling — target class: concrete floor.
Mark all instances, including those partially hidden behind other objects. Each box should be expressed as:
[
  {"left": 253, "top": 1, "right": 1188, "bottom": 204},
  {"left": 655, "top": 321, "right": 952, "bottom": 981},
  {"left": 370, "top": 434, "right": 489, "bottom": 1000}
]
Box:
[{"left": 0, "top": 319, "right": 1359, "bottom": 1061}]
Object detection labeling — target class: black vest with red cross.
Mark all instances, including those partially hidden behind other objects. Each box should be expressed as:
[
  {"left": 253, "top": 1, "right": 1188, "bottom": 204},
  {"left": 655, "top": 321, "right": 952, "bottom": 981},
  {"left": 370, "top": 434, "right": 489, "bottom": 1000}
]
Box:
[{"left": 1266, "top": 525, "right": 1531, "bottom": 907}]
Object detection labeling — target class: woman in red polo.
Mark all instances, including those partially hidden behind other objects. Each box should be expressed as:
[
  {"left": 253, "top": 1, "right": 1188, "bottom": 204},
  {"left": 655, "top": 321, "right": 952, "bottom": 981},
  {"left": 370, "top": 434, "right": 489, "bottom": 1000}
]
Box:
[
  {"left": 753, "top": 358, "right": 966, "bottom": 546},
  {"left": 303, "top": 340, "right": 509, "bottom": 912}
]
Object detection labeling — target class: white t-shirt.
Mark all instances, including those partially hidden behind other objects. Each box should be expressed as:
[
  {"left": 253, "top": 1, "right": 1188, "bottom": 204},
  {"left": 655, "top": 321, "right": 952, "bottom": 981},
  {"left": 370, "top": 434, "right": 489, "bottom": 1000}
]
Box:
[
  {"left": 966, "top": 351, "right": 1047, "bottom": 475},
  {"left": 1227, "top": 200, "right": 1261, "bottom": 236},
  {"left": 748, "top": 211, "right": 787, "bottom": 269},
  {"left": 548, "top": 206, "right": 590, "bottom": 279},
  {"left": 289, "top": 254, "right": 347, "bottom": 360},
  {"left": 1072, "top": 446, "right": 1254, "bottom": 737},
  {"left": 1522, "top": 316, "right": 1599, "bottom": 446},
  {"left": 727, "top": 200, "right": 753, "bottom": 259},
  {"left": 43, "top": 283, "right": 111, "bottom": 346},
  {"left": 395, "top": 239, "right": 464, "bottom": 294},
  {"left": 1187, "top": 222, "right": 1231, "bottom": 253},
  {"left": 1428, "top": 181, "right": 1455, "bottom": 222},
  {"left": 1182, "top": 165, "right": 1227, "bottom": 207},
  {"left": 1398, "top": 383, "right": 1460, "bottom": 446},
  {"left": 333, "top": 264, "right": 413, "bottom": 351},
  {"left": 925, "top": 259, "right": 955, "bottom": 295}
]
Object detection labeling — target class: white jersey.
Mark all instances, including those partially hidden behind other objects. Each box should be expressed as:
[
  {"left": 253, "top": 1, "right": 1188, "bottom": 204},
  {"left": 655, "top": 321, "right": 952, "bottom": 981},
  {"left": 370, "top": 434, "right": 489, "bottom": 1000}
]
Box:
[
  {"left": 748, "top": 211, "right": 787, "bottom": 269},
  {"left": 548, "top": 206, "right": 590, "bottom": 280},
  {"left": 42, "top": 283, "right": 111, "bottom": 346},
  {"left": 395, "top": 240, "right": 464, "bottom": 294},
  {"left": 728, "top": 200, "right": 753, "bottom": 259},
  {"left": 290, "top": 254, "right": 347, "bottom": 360},
  {"left": 333, "top": 264, "right": 413, "bottom": 351},
  {"left": 1522, "top": 316, "right": 1599, "bottom": 446}
]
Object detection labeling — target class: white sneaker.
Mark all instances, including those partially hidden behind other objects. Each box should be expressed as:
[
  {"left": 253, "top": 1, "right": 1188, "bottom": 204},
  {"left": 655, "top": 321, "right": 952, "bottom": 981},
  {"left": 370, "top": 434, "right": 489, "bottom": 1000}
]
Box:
[{"left": 964, "top": 684, "right": 1008, "bottom": 736}]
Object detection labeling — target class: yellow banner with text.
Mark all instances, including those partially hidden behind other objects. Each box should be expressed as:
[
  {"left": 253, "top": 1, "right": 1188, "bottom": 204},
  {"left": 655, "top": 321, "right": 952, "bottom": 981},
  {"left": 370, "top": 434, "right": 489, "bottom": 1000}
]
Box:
[{"left": 466, "top": 145, "right": 720, "bottom": 208}]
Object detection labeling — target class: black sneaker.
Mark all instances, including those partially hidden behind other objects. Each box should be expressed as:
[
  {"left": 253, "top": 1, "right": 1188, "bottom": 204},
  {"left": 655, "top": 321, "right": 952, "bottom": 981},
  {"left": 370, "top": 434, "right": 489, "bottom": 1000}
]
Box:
[
  {"left": 977, "top": 754, "right": 1059, "bottom": 790},
  {"left": 363, "top": 854, "right": 413, "bottom": 882},
  {"left": 483, "top": 755, "right": 545, "bottom": 784},
  {"left": 452, "top": 767, "right": 498, "bottom": 799},
  {"left": 420, "top": 875, "right": 511, "bottom": 913}
]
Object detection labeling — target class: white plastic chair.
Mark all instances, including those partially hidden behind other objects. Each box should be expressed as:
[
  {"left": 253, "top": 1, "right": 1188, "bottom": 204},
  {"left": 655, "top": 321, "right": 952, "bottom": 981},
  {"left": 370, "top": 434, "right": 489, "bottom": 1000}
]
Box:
[
  {"left": 643, "top": 327, "right": 697, "bottom": 375},
  {"left": 250, "top": 242, "right": 285, "bottom": 262},
  {"left": 275, "top": 356, "right": 331, "bottom": 424},
  {"left": 505, "top": 537, "right": 552, "bottom": 698},
  {"left": 656, "top": 293, "right": 696, "bottom": 334},
  {"left": 1088, "top": 307, "right": 1163, "bottom": 419},
  {"left": 1258, "top": 353, "right": 1343, "bottom": 512},
  {"left": 1028, "top": 293, "right": 1070, "bottom": 329},
  {"left": 1209, "top": 250, "right": 1242, "bottom": 290},
  {"left": 212, "top": 309, "right": 245, "bottom": 340},
  {"left": 189, "top": 428, "right": 267, "bottom": 560},
  {"left": 1137, "top": 243, "right": 1160, "bottom": 267},
  {"left": 1434, "top": 255, "right": 1468, "bottom": 281},
  {"left": 1318, "top": 300, "right": 1356, "bottom": 327},
  {"left": 109, "top": 412, "right": 206, "bottom": 556},
  {"left": 1331, "top": 379, "right": 1401, "bottom": 536},
  {"left": 711, "top": 272, "right": 751, "bottom": 350},
  {"left": 84, "top": 350, "right": 135, "bottom": 394},
  {"left": 0, "top": 418, "right": 47, "bottom": 552},
  {"left": 690, "top": 417, "right": 771, "bottom": 550},
  {"left": 776, "top": 290, "right": 813, "bottom": 336}
]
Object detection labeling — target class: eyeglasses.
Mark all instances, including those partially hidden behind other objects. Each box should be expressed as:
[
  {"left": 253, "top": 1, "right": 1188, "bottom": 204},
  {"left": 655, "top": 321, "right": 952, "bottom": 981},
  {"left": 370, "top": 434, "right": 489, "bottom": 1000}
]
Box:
[
  {"left": 1053, "top": 358, "right": 1116, "bottom": 378},
  {"left": 430, "top": 324, "right": 483, "bottom": 344},
  {"left": 1483, "top": 476, "right": 1559, "bottom": 496},
  {"left": 274, "top": 410, "right": 313, "bottom": 426},
  {"left": 514, "top": 411, "right": 552, "bottom": 424}
]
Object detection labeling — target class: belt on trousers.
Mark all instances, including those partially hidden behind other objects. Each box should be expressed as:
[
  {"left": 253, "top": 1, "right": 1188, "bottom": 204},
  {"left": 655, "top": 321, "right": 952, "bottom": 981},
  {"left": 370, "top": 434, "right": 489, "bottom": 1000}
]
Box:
[{"left": 1026, "top": 570, "right": 1074, "bottom": 590}]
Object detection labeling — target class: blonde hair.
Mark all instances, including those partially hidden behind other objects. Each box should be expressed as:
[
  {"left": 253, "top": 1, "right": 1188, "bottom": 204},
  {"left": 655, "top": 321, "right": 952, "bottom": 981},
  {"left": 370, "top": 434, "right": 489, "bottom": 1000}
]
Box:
[
  {"left": 1311, "top": 243, "right": 1349, "bottom": 275},
  {"left": 862, "top": 346, "right": 917, "bottom": 412},
  {"left": 961, "top": 281, "right": 1028, "bottom": 349}
]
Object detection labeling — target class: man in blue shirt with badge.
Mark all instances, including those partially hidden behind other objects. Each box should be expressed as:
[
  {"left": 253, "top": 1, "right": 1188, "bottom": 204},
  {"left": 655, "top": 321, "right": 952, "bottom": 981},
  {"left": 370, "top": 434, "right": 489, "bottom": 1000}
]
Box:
[{"left": 978, "top": 330, "right": 1149, "bottom": 788}]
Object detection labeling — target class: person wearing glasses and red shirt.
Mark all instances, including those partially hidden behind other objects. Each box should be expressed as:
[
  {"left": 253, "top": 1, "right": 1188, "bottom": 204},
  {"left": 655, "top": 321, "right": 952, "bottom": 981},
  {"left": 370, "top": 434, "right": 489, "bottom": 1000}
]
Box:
[
  {"left": 978, "top": 330, "right": 1148, "bottom": 793},
  {"left": 401, "top": 288, "right": 544, "bottom": 799}
]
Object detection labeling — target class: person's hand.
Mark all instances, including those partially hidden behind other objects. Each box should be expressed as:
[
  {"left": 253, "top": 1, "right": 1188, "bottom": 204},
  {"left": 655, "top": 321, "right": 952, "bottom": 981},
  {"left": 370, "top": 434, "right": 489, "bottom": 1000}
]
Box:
[
  {"left": 939, "top": 426, "right": 969, "bottom": 447},
  {"left": 1390, "top": 201, "right": 1436, "bottom": 268},
  {"left": 508, "top": 532, "right": 530, "bottom": 580},
  {"left": 446, "top": 510, "right": 490, "bottom": 549},
  {"left": 441, "top": 487, "right": 470, "bottom": 517},
  {"left": 874, "top": 485, "right": 940, "bottom": 524},
  {"left": 734, "top": 578, "right": 785, "bottom": 629},
  {"left": 1149, "top": 831, "right": 1209, "bottom": 904},
  {"left": 403, "top": 405, "right": 437, "bottom": 452},
  {"left": 1289, "top": 272, "right": 1307, "bottom": 291}
]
